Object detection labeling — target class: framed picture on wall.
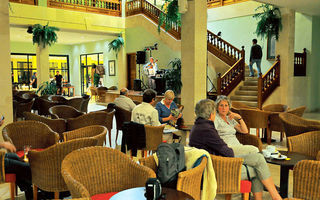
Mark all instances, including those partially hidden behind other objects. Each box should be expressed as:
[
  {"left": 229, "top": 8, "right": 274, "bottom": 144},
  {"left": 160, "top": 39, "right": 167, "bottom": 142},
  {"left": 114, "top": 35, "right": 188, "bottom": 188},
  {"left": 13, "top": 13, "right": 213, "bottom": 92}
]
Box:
[
  {"left": 267, "top": 35, "right": 276, "bottom": 60},
  {"left": 108, "top": 60, "right": 116, "bottom": 76}
]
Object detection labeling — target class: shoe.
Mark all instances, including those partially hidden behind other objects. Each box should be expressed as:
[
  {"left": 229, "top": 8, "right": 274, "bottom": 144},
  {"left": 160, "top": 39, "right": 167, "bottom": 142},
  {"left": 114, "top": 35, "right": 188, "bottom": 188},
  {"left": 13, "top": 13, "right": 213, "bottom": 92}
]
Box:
[{"left": 249, "top": 74, "right": 254, "bottom": 77}]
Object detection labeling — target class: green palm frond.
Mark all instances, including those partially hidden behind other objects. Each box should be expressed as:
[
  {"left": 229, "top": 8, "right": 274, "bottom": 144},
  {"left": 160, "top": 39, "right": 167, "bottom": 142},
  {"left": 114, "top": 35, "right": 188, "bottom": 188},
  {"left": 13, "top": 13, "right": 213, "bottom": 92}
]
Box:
[
  {"left": 158, "top": 0, "right": 181, "bottom": 33},
  {"left": 36, "top": 81, "right": 57, "bottom": 96},
  {"left": 32, "top": 24, "right": 59, "bottom": 48},
  {"left": 253, "top": 4, "right": 282, "bottom": 40},
  {"left": 108, "top": 35, "right": 124, "bottom": 58},
  {"left": 163, "top": 58, "right": 182, "bottom": 95}
]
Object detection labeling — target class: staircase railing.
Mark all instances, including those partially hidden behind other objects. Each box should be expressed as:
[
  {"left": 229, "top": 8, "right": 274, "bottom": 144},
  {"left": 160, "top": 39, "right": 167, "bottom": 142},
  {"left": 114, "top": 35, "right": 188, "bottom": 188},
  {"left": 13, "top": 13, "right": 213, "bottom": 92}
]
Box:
[
  {"left": 126, "top": 0, "right": 181, "bottom": 39},
  {"left": 207, "top": 0, "right": 247, "bottom": 8},
  {"left": 207, "top": 30, "right": 243, "bottom": 66},
  {"left": 48, "top": 0, "right": 122, "bottom": 17},
  {"left": 257, "top": 55, "right": 280, "bottom": 109},
  {"left": 9, "top": 0, "right": 37, "bottom": 5},
  {"left": 217, "top": 56, "right": 245, "bottom": 95},
  {"left": 294, "top": 48, "right": 306, "bottom": 76}
]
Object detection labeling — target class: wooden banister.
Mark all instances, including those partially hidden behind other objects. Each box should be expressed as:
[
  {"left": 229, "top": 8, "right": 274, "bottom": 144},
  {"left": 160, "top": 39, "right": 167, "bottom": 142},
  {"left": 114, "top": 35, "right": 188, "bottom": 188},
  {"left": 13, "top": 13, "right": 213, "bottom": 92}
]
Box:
[
  {"left": 9, "top": 0, "right": 38, "bottom": 5},
  {"left": 257, "top": 55, "right": 280, "bottom": 109},
  {"left": 294, "top": 48, "right": 307, "bottom": 76}
]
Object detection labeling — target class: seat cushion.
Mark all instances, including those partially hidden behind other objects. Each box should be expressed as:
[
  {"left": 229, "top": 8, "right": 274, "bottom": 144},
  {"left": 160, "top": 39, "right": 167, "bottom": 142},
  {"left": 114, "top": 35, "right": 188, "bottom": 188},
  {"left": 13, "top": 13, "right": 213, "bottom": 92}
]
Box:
[
  {"left": 91, "top": 192, "right": 118, "bottom": 200},
  {"left": 240, "top": 180, "right": 252, "bottom": 193},
  {"left": 5, "top": 174, "right": 16, "bottom": 182}
]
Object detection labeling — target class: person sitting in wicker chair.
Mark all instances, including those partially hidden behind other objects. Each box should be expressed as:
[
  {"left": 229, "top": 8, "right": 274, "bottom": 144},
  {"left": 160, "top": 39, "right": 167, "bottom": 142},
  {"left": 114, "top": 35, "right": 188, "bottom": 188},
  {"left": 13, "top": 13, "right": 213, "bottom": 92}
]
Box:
[
  {"left": 189, "top": 99, "right": 282, "bottom": 200},
  {"left": 215, "top": 95, "right": 259, "bottom": 156}
]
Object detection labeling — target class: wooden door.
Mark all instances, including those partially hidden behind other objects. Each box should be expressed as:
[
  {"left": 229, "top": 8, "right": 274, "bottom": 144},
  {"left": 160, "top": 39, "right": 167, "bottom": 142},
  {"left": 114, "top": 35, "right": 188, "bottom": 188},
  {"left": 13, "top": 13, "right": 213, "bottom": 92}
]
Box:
[{"left": 127, "top": 53, "right": 136, "bottom": 90}]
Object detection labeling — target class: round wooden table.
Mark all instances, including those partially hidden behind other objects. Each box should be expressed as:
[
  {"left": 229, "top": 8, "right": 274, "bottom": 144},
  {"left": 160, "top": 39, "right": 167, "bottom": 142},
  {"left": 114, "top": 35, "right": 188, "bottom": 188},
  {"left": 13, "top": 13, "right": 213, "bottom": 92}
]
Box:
[
  {"left": 265, "top": 151, "right": 314, "bottom": 198},
  {"left": 109, "top": 187, "right": 194, "bottom": 200}
]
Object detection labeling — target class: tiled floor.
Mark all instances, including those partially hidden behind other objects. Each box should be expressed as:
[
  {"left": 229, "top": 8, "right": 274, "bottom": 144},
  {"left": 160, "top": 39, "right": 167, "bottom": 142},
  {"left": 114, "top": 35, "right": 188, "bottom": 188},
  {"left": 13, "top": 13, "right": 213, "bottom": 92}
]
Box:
[{"left": 0, "top": 102, "right": 318, "bottom": 200}]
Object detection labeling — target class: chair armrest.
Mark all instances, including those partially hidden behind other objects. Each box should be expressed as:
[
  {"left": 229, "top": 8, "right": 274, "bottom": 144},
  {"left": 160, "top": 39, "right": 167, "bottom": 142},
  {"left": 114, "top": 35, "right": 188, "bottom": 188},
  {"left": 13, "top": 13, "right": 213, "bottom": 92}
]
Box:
[
  {"left": 139, "top": 156, "right": 157, "bottom": 173},
  {"left": 236, "top": 132, "right": 262, "bottom": 152},
  {"left": 316, "top": 151, "right": 320, "bottom": 161},
  {"left": 210, "top": 155, "right": 243, "bottom": 194},
  {"left": 61, "top": 170, "right": 91, "bottom": 198},
  {"left": 0, "top": 151, "right": 5, "bottom": 183}
]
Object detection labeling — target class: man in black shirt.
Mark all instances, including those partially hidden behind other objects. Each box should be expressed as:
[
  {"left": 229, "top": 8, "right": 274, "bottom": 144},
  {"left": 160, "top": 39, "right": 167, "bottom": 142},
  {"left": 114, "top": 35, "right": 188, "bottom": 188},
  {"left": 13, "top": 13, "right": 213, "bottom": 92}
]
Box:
[
  {"left": 30, "top": 72, "right": 37, "bottom": 89},
  {"left": 54, "top": 71, "right": 63, "bottom": 95},
  {"left": 249, "top": 39, "right": 263, "bottom": 77}
]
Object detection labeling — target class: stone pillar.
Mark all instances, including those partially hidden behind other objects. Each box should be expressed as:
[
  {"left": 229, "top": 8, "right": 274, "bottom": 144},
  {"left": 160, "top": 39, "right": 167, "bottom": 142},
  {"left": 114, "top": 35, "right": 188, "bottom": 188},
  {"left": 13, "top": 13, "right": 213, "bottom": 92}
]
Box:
[
  {"left": 180, "top": 0, "right": 207, "bottom": 124},
  {"left": 36, "top": 45, "right": 50, "bottom": 86},
  {"left": 0, "top": 0, "right": 13, "bottom": 140}
]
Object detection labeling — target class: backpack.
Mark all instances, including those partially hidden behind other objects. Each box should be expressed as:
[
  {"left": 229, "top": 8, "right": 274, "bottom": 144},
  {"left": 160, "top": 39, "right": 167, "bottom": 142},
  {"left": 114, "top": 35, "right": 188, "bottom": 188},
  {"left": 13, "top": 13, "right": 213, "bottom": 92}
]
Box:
[{"left": 156, "top": 143, "right": 186, "bottom": 186}]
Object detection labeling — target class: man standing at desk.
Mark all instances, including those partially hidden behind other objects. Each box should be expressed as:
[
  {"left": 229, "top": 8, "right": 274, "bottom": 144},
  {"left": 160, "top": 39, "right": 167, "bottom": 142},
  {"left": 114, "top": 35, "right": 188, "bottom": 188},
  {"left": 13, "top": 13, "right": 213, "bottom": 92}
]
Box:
[
  {"left": 54, "top": 71, "right": 63, "bottom": 95},
  {"left": 144, "top": 57, "right": 158, "bottom": 89}
]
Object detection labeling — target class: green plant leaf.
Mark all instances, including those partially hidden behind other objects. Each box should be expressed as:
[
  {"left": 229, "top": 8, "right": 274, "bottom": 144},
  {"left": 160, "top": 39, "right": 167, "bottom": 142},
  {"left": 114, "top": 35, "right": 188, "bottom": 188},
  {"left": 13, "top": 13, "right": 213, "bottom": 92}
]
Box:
[
  {"left": 108, "top": 35, "right": 124, "bottom": 58},
  {"left": 32, "top": 24, "right": 59, "bottom": 48},
  {"left": 158, "top": 0, "right": 181, "bottom": 33},
  {"left": 163, "top": 58, "right": 182, "bottom": 94}
]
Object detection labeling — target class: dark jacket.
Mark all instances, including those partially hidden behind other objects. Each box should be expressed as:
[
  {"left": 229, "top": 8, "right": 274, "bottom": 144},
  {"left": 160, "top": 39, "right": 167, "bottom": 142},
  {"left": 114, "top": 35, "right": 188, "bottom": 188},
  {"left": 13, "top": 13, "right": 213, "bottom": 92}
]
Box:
[
  {"left": 250, "top": 44, "right": 262, "bottom": 61},
  {"left": 121, "top": 121, "right": 146, "bottom": 156},
  {"left": 189, "top": 117, "right": 234, "bottom": 157}
]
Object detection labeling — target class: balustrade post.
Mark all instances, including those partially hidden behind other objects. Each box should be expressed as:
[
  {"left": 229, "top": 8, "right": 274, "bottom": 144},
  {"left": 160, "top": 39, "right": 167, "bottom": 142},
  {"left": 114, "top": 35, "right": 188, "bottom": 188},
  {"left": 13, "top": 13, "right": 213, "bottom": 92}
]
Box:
[
  {"left": 140, "top": 0, "right": 144, "bottom": 12},
  {"left": 217, "top": 73, "right": 222, "bottom": 95},
  {"left": 276, "top": 55, "right": 280, "bottom": 86},
  {"left": 119, "top": 0, "right": 122, "bottom": 16},
  {"left": 241, "top": 46, "right": 245, "bottom": 81},
  {"left": 257, "top": 73, "right": 262, "bottom": 109}
]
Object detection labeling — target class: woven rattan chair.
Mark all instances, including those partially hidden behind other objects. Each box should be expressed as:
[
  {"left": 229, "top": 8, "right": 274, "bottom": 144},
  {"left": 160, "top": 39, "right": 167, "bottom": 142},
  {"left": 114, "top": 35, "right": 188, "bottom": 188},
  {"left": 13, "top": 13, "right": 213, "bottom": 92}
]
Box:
[
  {"left": 14, "top": 98, "right": 34, "bottom": 121},
  {"left": 114, "top": 105, "right": 131, "bottom": 144},
  {"left": 139, "top": 156, "right": 207, "bottom": 200},
  {"left": 235, "top": 132, "right": 263, "bottom": 152},
  {"left": 133, "top": 100, "right": 141, "bottom": 105},
  {"left": 89, "top": 86, "right": 98, "bottom": 102},
  {"left": 290, "top": 160, "right": 320, "bottom": 199},
  {"left": 263, "top": 104, "right": 289, "bottom": 142},
  {"left": 287, "top": 106, "right": 306, "bottom": 117},
  {"left": 2, "top": 121, "right": 59, "bottom": 154},
  {"left": 22, "top": 92, "right": 39, "bottom": 100},
  {"left": 66, "top": 97, "right": 83, "bottom": 111},
  {"left": 239, "top": 108, "right": 270, "bottom": 143},
  {"left": 38, "top": 98, "right": 61, "bottom": 116},
  {"left": 28, "top": 138, "right": 98, "bottom": 200},
  {"left": 91, "top": 107, "right": 115, "bottom": 146},
  {"left": 66, "top": 111, "right": 109, "bottom": 131},
  {"left": 139, "top": 125, "right": 165, "bottom": 158},
  {"left": 287, "top": 131, "right": 320, "bottom": 160},
  {"left": 279, "top": 113, "right": 320, "bottom": 138},
  {"left": 231, "top": 102, "right": 256, "bottom": 114},
  {"left": 23, "top": 112, "right": 67, "bottom": 141},
  {"left": 49, "top": 105, "right": 84, "bottom": 119},
  {"left": 108, "top": 86, "right": 118, "bottom": 90},
  {"left": 61, "top": 147, "right": 156, "bottom": 199},
  {"left": 0, "top": 152, "right": 16, "bottom": 200},
  {"left": 63, "top": 125, "right": 107, "bottom": 146},
  {"left": 48, "top": 95, "right": 67, "bottom": 104},
  {"left": 80, "top": 95, "right": 90, "bottom": 113}
]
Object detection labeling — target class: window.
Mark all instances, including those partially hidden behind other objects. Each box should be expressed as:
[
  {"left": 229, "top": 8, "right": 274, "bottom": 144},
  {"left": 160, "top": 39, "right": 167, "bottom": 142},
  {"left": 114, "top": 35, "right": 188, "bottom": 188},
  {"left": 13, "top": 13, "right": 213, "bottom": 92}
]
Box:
[{"left": 49, "top": 55, "right": 70, "bottom": 83}]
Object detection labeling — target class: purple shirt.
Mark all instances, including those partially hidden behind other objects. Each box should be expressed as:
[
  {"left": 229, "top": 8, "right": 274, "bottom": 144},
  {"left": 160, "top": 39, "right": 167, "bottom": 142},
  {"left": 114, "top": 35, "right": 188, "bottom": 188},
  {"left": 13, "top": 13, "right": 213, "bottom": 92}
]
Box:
[{"left": 189, "top": 118, "right": 234, "bottom": 157}]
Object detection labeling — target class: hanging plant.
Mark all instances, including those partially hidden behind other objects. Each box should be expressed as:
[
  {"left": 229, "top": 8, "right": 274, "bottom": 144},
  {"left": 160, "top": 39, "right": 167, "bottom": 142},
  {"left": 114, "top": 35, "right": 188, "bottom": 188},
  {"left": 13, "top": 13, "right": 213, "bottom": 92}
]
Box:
[
  {"left": 158, "top": 0, "right": 181, "bottom": 33},
  {"left": 164, "top": 58, "right": 182, "bottom": 95},
  {"left": 32, "top": 24, "right": 59, "bottom": 48},
  {"left": 253, "top": 4, "right": 282, "bottom": 40},
  {"left": 108, "top": 34, "right": 124, "bottom": 58}
]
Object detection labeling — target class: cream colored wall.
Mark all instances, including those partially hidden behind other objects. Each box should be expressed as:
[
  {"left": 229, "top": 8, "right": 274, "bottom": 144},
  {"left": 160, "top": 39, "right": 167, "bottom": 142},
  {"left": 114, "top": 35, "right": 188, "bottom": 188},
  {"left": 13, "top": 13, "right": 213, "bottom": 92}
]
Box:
[{"left": 207, "top": 52, "right": 230, "bottom": 91}]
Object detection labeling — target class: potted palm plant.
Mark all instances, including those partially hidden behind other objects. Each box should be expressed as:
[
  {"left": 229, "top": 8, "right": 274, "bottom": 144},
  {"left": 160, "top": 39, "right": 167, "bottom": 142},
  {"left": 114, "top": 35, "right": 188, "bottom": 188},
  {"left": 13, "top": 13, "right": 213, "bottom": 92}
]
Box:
[
  {"left": 164, "top": 58, "right": 182, "bottom": 95},
  {"left": 37, "top": 81, "right": 57, "bottom": 96}
]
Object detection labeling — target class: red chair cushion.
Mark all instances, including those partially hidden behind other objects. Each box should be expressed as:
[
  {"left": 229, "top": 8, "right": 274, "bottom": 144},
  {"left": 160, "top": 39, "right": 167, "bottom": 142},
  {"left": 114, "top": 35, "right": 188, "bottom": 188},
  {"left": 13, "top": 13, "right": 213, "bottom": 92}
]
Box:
[
  {"left": 16, "top": 148, "right": 44, "bottom": 158},
  {"left": 5, "top": 174, "right": 16, "bottom": 183},
  {"left": 91, "top": 192, "right": 118, "bottom": 200},
  {"left": 240, "top": 180, "right": 252, "bottom": 193}
]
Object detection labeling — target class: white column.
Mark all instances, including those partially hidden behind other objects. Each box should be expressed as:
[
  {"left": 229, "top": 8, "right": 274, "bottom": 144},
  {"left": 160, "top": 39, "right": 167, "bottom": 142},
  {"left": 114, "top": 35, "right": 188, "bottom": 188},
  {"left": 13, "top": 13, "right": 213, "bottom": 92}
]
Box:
[{"left": 36, "top": 45, "right": 50, "bottom": 86}]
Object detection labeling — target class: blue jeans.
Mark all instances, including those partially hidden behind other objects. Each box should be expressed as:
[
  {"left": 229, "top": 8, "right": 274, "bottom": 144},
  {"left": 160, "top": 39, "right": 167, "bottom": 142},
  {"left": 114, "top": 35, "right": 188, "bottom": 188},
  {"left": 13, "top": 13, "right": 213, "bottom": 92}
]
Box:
[{"left": 249, "top": 59, "right": 262, "bottom": 77}]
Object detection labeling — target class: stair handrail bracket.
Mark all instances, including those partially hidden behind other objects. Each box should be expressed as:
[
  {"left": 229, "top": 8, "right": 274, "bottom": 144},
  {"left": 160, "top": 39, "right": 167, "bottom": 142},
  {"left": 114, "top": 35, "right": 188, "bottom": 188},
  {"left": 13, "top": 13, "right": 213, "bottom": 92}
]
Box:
[{"left": 258, "top": 55, "right": 281, "bottom": 109}]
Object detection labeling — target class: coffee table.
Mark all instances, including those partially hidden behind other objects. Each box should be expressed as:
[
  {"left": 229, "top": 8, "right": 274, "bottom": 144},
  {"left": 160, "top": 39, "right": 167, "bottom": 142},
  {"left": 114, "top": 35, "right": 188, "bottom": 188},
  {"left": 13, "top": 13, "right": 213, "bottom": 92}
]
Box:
[
  {"left": 109, "top": 187, "right": 194, "bottom": 200},
  {"left": 265, "top": 151, "right": 314, "bottom": 198}
]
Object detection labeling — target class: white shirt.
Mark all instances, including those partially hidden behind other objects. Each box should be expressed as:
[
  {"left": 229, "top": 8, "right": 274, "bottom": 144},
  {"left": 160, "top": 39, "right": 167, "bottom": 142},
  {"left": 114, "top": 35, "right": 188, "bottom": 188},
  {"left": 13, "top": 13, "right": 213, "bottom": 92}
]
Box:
[
  {"left": 214, "top": 114, "right": 241, "bottom": 146},
  {"left": 131, "top": 102, "right": 161, "bottom": 126},
  {"left": 114, "top": 95, "right": 136, "bottom": 112}
]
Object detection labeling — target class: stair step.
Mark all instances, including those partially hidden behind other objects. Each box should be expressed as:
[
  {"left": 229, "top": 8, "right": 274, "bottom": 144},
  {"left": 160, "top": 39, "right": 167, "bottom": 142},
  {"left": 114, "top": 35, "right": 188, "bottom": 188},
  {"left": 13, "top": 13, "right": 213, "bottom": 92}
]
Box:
[
  {"left": 239, "top": 86, "right": 258, "bottom": 91},
  {"left": 231, "top": 95, "right": 258, "bottom": 101},
  {"left": 231, "top": 100, "right": 258, "bottom": 108},
  {"left": 245, "top": 77, "right": 258, "bottom": 81},
  {"left": 235, "top": 90, "right": 258, "bottom": 96},
  {"left": 244, "top": 81, "right": 258, "bottom": 86}
]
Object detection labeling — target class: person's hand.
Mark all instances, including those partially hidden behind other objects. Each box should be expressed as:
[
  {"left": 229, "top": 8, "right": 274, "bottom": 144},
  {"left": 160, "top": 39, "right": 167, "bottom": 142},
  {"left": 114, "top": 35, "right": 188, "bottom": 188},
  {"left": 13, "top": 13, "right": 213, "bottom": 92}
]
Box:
[
  {"left": 228, "top": 112, "right": 241, "bottom": 121},
  {"left": 1, "top": 142, "right": 16, "bottom": 152},
  {"left": 168, "top": 114, "right": 176, "bottom": 121}
]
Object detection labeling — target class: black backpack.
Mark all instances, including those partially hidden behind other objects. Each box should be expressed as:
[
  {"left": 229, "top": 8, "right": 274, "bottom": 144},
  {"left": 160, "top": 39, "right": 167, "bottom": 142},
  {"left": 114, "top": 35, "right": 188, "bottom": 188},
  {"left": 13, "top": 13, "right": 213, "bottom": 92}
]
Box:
[{"left": 156, "top": 143, "right": 185, "bottom": 187}]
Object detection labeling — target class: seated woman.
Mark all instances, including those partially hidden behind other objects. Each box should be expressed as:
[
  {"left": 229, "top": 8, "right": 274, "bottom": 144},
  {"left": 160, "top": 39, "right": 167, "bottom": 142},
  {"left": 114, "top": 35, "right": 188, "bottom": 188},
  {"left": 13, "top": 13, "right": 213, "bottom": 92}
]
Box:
[
  {"left": 155, "top": 90, "right": 182, "bottom": 125},
  {"left": 189, "top": 99, "right": 282, "bottom": 200},
  {"left": 214, "top": 95, "right": 259, "bottom": 156}
]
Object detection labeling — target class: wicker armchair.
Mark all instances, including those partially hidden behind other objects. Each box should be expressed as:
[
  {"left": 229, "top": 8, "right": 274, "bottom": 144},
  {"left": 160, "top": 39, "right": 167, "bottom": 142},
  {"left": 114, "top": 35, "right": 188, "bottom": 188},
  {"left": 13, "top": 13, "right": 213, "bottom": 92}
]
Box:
[
  {"left": 22, "top": 92, "right": 39, "bottom": 100},
  {"left": 291, "top": 160, "right": 320, "bottom": 199},
  {"left": 23, "top": 112, "right": 67, "bottom": 141},
  {"left": 80, "top": 95, "right": 90, "bottom": 113},
  {"left": 231, "top": 102, "right": 255, "bottom": 114},
  {"left": 61, "top": 147, "right": 156, "bottom": 198},
  {"left": 239, "top": 108, "right": 270, "bottom": 143},
  {"left": 0, "top": 152, "right": 16, "bottom": 200},
  {"left": 66, "top": 111, "right": 109, "bottom": 131},
  {"left": 287, "top": 131, "right": 320, "bottom": 160},
  {"left": 114, "top": 105, "right": 132, "bottom": 144},
  {"left": 63, "top": 125, "right": 107, "bottom": 146},
  {"left": 97, "top": 87, "right": 108, "bottom": 102},
  {"left": 49, "top": 105, "right": 84, "bottom": 119},
  {"left": 28, "top": 138, "right": 98, "bottom": 200},
  {"left": 108, "top": 86, "right": 118, "bottom": 90},
  {"left": 66, "top": 97, "right": 83, "bottom": 111},
  {"left": 48, "top": 95, "right": 67, "bottom": 104},
  {"left": 279, "top": 113, "right": 320, "bottom": 138},
  {"left": 139, "top": 156, "right": 207, "bottom": 200},
  {"left": 133, "top": 100, "right": 141, "bottom": 105},
  {"left": 287, "top": 106, "right": 306, "bottom": 117},
  {"left": 89, "top": 86, "right": 98, "bottom": 102},
  {"left": 13, "top": 98, "right": 34, "bottom": 121},
  {"left": 2, "top": 121, "right": 59, "bottom": 153},
  {"left": 235, "top": 132, "right": 263, "bottom": 152},
  {"left": 38, "top": 98, "right": 61, "bottom": 116},
  {"left": 262, "top": 104, "right": 289, "bottom": 142}
]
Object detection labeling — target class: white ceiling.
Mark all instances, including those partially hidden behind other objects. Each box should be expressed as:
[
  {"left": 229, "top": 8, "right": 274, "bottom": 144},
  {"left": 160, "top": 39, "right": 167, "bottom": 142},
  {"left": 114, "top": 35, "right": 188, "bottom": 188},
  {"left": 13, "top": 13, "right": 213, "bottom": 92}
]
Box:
[
  {"left": 255, "top": 0, "right": 320, "bottom": 16},
  {"left": 10, "top": 26, "right": 117, "bottom": 45}
]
